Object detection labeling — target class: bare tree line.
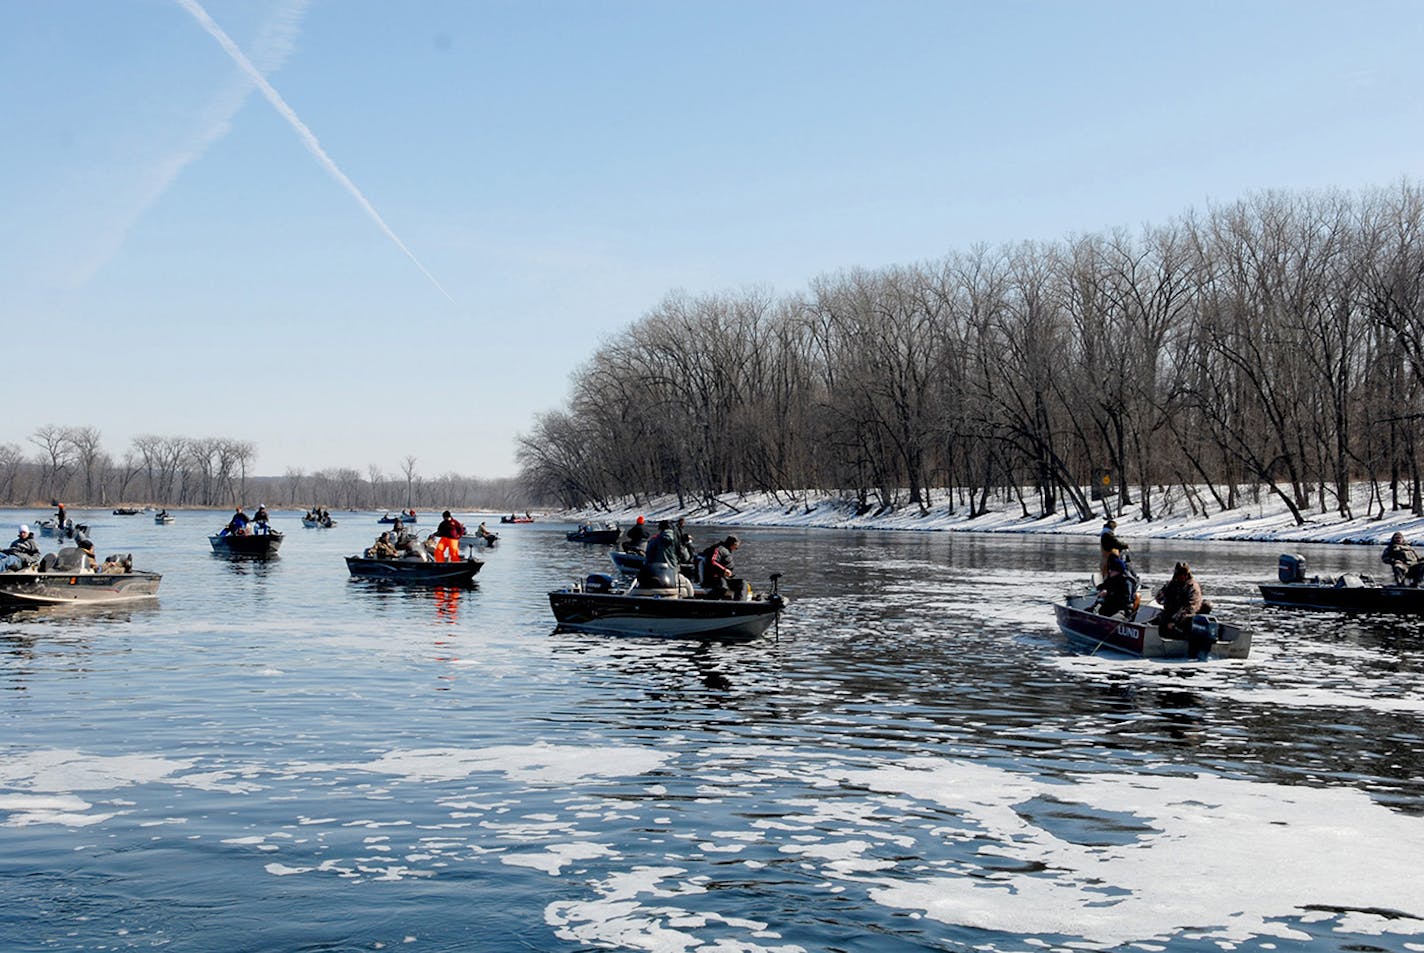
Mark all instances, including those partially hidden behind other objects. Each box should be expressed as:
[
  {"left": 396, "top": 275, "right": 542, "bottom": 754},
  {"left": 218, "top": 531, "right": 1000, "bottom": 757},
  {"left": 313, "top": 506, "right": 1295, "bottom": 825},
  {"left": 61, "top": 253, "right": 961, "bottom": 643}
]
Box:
[
  {"left": 0, "top": 430, "right": 522, "bottom": 510},
  {"left": 518, "top": 183, "right": 1424, "bottom": 526}
]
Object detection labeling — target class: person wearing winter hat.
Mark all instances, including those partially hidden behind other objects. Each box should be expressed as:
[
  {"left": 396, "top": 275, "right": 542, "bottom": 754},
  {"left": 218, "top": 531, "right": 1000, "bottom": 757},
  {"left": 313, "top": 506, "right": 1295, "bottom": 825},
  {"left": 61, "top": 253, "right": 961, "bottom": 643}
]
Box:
[{"left": 1, "top": 525, "right": 40, "bottom": 572}]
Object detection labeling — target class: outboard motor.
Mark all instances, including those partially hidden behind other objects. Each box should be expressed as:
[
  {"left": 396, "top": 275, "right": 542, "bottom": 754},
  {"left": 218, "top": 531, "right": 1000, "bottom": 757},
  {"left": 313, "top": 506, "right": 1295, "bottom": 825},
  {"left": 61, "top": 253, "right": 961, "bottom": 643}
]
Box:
[
  {"left": 1278, "top": 553, "right": 1306, "bottom": 584},
  {"left": 584, "top": 573, "right": 614, "bottom": 594},
  {"left": 1189, "top": 614, "right": 1219, "bottom": 661},
  {"left": 640, "top": 562, "right": 679, "bottom": 589}
]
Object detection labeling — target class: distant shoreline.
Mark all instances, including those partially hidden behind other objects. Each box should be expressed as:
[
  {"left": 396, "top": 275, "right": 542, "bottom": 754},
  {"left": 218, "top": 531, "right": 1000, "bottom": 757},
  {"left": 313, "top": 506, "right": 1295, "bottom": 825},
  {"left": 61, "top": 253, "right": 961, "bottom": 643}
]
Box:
[{"left": 568, "top": 489, "right": 1424, "bottom": 548}]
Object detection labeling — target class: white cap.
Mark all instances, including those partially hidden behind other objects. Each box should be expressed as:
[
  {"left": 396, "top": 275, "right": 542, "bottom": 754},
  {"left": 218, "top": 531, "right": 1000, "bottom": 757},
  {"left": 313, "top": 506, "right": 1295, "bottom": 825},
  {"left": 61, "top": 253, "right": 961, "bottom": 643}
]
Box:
[{"left": 19, "top": 524, "right": 29, "bottom": 534}]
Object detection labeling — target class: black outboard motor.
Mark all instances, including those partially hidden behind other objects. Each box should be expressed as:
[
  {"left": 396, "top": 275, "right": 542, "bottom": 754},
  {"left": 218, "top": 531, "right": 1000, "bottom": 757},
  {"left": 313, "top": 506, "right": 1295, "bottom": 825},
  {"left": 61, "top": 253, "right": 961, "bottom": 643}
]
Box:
[
  {"left": 584, "top": 573, "right": 614, "bottom": 594},
  {"left": 1189, "top": 614, "right": 1220, "bottom": 661},
  {"left": 1278, "top": 553, "right": 1306, "bottom": 584},
  {"left": 637, "top": 562, "right": 679, "bottom": 589}
]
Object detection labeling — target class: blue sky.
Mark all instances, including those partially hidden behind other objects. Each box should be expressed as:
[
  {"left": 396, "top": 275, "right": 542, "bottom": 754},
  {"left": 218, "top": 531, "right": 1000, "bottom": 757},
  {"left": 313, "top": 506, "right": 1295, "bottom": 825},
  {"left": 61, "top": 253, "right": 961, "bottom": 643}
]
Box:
[{"left": 3, "top": 1, "right": 1422, "bottom": 479}]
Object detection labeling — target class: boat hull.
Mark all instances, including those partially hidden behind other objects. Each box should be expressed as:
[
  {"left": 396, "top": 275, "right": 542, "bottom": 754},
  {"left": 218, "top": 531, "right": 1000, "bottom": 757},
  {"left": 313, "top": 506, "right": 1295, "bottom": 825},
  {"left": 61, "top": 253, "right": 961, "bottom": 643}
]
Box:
[
  {"left": 209, "top": 533, "right": 284, "bottom": 557},
  {"left": 500, "top": 517, "right": 534, "bottom": 524},
  {"left": 1054, "top": 598, "right": 1251, "bottom": 660},
  {"left": 548, "top": 589, "right": 784, "bottom": 641},
  {"left": 301, "top": 519, "right": 337, "bottom": 528},
  {"left": 1259, "top": 582, "right": 1424, "bottom": 613},
  {"left": 378, "top": 514, "right": 417, "bottom": 524},
  {"left": 345, "top": 556, "right": 483, "bottom": 586},
  {"left": 0, "top": 571, "right": 162, "bottom": 606},
  {"left": 567, "top": 529, "right": 620, "bottom": 544},
  {"left": 609, "top": 550, "right": 643, "bottom": 576}
]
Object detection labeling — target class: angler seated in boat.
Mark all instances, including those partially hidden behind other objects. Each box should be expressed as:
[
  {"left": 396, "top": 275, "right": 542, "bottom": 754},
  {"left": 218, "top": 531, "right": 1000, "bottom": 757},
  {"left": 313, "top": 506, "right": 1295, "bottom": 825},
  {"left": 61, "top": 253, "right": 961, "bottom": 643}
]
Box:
[
  {"left": 1, "top": 524, "right": 42, "bottom": 572},
  {"left": 219, "top": 506, "right": 272, "bottom": 537},
  {"left": 1090, "top": 553, "right": 1140, "bottom": 619},
  {"left": 1154, "top": 561, "right": 1213, "bottom": 638},
  {"left": 1382, "top": 533, "right": 1424, "bottom": 586},
  {"left": 364, "top": 529, "right": 431, "bottom": 562}
]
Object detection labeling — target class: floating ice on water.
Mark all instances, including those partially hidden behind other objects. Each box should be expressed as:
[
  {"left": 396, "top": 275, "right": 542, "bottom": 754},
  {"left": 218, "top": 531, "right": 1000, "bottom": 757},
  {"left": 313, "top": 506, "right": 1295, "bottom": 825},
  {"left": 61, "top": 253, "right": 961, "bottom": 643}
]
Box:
[{"left": 834, "top": 758, "right": 1424, "bottom": 947}]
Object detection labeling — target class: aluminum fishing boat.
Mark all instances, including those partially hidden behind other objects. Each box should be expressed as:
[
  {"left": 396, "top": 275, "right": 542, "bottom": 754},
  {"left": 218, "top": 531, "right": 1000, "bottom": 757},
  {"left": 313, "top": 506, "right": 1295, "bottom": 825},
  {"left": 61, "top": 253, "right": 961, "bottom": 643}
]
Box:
[{"left": 1053, "top": 591, "right": 1251, "bottom": 660}]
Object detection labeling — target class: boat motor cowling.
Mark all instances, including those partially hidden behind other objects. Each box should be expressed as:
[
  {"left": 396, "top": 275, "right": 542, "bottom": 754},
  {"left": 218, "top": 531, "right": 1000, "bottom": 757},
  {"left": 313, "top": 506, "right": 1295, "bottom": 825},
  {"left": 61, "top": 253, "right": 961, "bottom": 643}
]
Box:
[
  {"left": 1278, "top": 553, "right": 1306, "bottom": 584},
  {"left": 584, "top": 573, "right": 614, "bottom": 594},
  {"left": 1189, "top": 614, "right": 1220, "bottom": 643}
]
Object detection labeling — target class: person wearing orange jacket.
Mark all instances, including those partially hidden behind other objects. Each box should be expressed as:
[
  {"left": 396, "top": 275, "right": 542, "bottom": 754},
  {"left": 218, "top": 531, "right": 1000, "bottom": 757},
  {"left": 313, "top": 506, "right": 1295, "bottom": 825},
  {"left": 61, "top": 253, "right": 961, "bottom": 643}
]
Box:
[{"left": 433, "top": 510, "right": 466, "bottom": 563}]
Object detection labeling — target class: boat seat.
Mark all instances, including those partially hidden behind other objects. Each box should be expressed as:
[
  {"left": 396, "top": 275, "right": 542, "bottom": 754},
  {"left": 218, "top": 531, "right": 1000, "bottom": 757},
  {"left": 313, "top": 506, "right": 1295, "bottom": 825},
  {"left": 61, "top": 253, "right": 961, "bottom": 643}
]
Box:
[{"left": 52, "top": 548, "right": 85, "bottom": 571}]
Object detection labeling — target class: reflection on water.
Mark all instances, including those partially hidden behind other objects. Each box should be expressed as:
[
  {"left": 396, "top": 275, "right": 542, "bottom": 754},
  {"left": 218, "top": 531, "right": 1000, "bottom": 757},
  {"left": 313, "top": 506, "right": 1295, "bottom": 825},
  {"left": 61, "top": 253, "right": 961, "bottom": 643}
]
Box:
[{"left": 0, "top": 513, "right": 1422, "bottom": 952}]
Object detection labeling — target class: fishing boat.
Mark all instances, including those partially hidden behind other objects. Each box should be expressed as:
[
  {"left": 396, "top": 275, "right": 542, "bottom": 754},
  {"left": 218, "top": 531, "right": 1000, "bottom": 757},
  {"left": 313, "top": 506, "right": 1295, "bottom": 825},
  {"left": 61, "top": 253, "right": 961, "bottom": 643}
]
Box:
[
  {"left": 35, "top": 519, "right": 88, "bottom": 539},
  {"left": 1053, "top": 591, "right": 1251, "bottom": 660},
  {"left": 112, "top": 507, "right": 140, "bottom": 516},
  {"left": 345, "top": 555, "right": 483, "bottom": 586},
  {"left": 209, "top": 531, "right": 284, "bottom": 557},
  {"left": 1258, "top": 553, "right": 1424, "bottom": 613},
  {"left": 154, "top": 511, "right": 175, "bottom": 525},
  {"left": 500, "top": 515, "right": 535, "bottom": 524},
  {"left": 548, "top": 573, "right": 785, "bottom": 641},
  {"left": 566, "top": 523, "right": 620, "bottom": 544},
  {"left": 378, "top": 511, "right": 418, "bottom": 525},
  {"left": 0, "top": 569, "right": 162, "bottom": 607},
  {"left": 301, "top": 517, "right": 337, "bottom": 528},
  {"left": 609, "top": 549, "right": 644, "bottom": 576}
]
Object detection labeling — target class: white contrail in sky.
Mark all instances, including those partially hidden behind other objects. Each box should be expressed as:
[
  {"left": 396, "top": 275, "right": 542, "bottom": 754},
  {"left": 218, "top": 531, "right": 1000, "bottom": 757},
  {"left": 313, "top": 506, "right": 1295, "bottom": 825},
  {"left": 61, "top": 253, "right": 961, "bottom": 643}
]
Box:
[
  {"left": 174, "top": 0, "right": 456, "bottom": 303},
  {"left": 71, "top": 0, "right": 311, "bottom": 286}
]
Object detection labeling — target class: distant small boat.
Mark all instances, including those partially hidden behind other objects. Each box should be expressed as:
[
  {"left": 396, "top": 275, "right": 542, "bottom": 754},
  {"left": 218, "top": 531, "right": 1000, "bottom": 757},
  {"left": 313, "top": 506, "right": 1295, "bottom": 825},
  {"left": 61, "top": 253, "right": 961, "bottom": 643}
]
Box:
[
  {"left": 500, "top": 516, "right": 535, "bottom": 524},
  {"left": 35, "top": 519, "right": 88, "bottom": 539},
  {"left": 345, "top": 555, "right": 483, "bottom": 586},
  {"left": 301, "top": 518, "right": 337, "bottom": 528},
  {"left": 209, "top": 532, "right": 284, "bottom": 557},
  {"left": 378, "top": 512, "right": 418, "bottom": 524},
  {"left": 0, "top": 569, "right": 162, "bottom": 607},
  {"left": 1260, "top": 553, "right": 1424, "bottom": 613},
  {"left": 112, "top": 507, "right": 140, "bottom": 516},
  {"left": 154, "top": 512, "right": 175, "bottom": 525},
  {"left": 609, "top": 550, "right": 644, "bottom": 576},
  {"left": 566, "top": 523, "right": 619, "bottom": 544}
]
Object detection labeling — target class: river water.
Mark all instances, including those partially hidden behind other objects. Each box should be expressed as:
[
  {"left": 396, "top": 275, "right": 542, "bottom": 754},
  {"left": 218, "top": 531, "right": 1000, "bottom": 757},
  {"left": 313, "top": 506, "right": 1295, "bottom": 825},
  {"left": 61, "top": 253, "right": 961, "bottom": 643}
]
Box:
[{"left": 1, "top": 511, "right": 1421, "bottom": 952}]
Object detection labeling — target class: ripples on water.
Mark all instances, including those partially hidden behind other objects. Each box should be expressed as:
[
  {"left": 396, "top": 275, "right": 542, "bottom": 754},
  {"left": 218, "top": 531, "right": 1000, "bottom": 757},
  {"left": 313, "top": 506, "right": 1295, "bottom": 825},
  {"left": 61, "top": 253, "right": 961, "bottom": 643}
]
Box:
[{"left": 1, "top": 513, "right": 1422, "bottom": 951}]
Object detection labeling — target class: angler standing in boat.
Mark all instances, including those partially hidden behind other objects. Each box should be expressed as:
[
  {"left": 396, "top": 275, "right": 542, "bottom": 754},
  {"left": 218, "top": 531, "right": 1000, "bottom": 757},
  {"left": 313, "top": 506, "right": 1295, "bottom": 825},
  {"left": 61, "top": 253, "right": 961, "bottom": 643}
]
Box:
[
  {"left": 1099, "top": 519, "right": 1129, "bottom": 577},
  {"left": 637, "top": 520, "right": 688, "bottom": 592},
  {"left": 675, "top": 517, "right": 695, "bottom": 566},
  {"left": 624, "top": 516, "right": 649, "bottom": 553},
  {"left": 1381, "top": 532, "right": 1424, "bottom": 586},
  {"left": 1, "top": 525, "right": 40, "bottom": 572},
  {"left": 433, "top": 511, "right": 465, "bottom": 563},
  {"left": 702, "top": 535, "right": 742, "bottom": 599}
]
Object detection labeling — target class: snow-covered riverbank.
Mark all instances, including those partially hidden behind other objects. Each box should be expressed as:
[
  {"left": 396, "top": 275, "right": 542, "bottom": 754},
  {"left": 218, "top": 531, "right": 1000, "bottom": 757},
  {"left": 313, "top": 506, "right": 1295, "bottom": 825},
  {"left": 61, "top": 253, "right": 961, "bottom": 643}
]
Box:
[{"left": 566, "top": 487, "right": 1424, "bottom": 547}]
